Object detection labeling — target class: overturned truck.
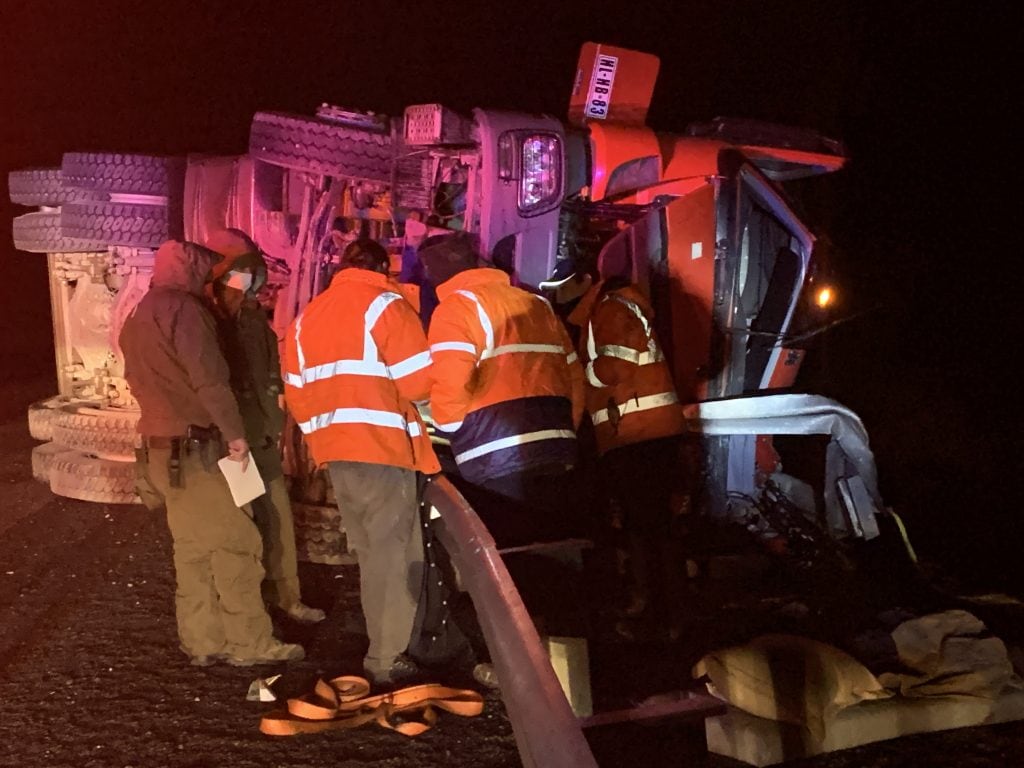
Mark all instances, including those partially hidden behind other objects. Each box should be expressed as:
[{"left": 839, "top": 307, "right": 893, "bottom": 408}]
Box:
[
  {"left": 9, "top": 39, "right": 904, "bottom": 765},
  {"left": 12, "top": 42, "right": 883, "bottom": 550}
]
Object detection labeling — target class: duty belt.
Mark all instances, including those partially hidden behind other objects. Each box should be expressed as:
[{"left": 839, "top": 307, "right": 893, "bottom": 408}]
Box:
[
  {"left": 143, "top": 426, "right": 223, "bottom": 486},
  {"left": 144, "top": 435, "right": 180, "bottom": 449},
  {"left": 144, "top": 425, "right": 221, "bottom": 449}
]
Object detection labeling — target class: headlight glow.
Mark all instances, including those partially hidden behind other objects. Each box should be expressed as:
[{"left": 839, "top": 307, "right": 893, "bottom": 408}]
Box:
[{"left": 519, "top": 133, "right": 562, "bottom": 214}]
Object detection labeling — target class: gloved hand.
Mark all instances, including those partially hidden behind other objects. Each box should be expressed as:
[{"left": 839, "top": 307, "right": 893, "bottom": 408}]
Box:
[{"left": 227, "top": 437, "right": 251, "bottom": 471}]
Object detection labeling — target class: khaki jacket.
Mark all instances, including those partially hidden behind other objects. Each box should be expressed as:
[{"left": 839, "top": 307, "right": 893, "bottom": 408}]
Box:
[{"left": 120, "top": 241, "right": 245, "bottom": 441}]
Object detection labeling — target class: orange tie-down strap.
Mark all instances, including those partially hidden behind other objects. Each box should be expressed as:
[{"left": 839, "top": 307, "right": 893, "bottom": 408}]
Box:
[{"left": 260, "top": 675, "right": 485, "bottom": 737}]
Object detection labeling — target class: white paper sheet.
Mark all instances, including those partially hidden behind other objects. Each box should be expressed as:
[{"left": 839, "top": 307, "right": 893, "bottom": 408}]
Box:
[{"left": 217, "top": 455, "right": 266, "bottom": 507}]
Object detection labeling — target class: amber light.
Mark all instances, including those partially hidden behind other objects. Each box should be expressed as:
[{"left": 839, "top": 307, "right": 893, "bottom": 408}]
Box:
[{"left": 814, "top": 285, "right": 835, "bottom": 309}]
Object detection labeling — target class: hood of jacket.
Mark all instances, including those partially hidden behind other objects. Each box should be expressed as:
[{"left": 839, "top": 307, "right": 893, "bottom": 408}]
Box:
[{"left": 152, "top": 240, "right": 222, "bottom": 296}]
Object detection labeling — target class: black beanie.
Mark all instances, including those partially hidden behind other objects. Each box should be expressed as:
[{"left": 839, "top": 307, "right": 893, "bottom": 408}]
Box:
[{"left": 417, "top": 231, "right": 480, "bottom": 287}]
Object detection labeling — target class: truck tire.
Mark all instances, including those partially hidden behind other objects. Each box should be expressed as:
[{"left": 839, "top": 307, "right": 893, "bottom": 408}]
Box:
[
  {"left": 249, "top": 111, "right": 394, "bottom": 182},
  {"left": 8, "top": 168, "right": 84, "bottom": 207},
  {"left": 293, "top": 503, "right": 354, "bottom": 565},
  {"left": 12, "top": 212, "right": 97, "bottom": 254},
  {"left": 28, "top": 397, "right": 67, "bottom": 441},
  {"left": 51, "top": 407, "right": 141, "bottom": 461},
  {"left": 61, "top": 152, "right": 185, "bottom": 197},
  {"left": 49, "top": 451, "right": 139, "bottom": 505},
  {"left": 61, "top": 201, "right": 181, "bottom": 249},
  {"left": 31, "top": 442, "right": 75, "bottom": 483},
  {"left": 28, "top": 396, "right": 107, "bottom": 441}
]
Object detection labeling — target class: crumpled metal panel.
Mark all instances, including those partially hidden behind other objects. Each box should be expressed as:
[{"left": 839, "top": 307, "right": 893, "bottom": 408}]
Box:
[{"left": 684, "top": 393, "right": 883, "bottom": 540}]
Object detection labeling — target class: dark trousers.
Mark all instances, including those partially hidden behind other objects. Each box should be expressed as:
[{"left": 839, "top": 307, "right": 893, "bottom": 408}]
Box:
[
  {"left": 450, "top": 468, "right": 591, "bottom": 640},
  {"left": 452, "top": 467, "right": 589, "bottom": 549},
  {"left": 600, "top": 435, "right": 685, "bottom": 625}
]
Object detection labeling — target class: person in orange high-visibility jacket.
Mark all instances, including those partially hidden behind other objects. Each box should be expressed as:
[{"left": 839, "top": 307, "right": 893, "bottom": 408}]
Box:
[
  {"left": 423, "top": 232, "right": 589, "bottom": 679},
  {"left": 567, "top": 274, "right": 689, "bottom": 634},
  {"left": 424, "top": 233, "right": 584, "bottom": 482},
  {"left": 570, "top": 277, "right": 687, "bottom": 453},
  {"left": 422, "top": 232, "right": 585, "bottom": 545},
  {"left": 282, "top": 238, "right": 438, "bottom": 689}
]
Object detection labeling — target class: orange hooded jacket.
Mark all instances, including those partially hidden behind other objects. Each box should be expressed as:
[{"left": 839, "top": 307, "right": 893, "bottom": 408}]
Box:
[
  {"left": 569, "top": 281, "right": 686, "bottom": 455},
  {"left": 282, "top": 268, "right": 439, "bottom": 473},
  {"left": 428, "top": 268, "right": 583, "bottom": 483}
]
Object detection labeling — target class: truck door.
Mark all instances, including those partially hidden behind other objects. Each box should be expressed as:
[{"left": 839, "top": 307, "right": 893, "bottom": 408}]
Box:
[
  {"left": 711, "top": 148, "right": 815, "bottom": 399},
  {"left": 705, "top": 148, "right": 816, "bottom": 514},
  {"left": 594, "top": 150, "right": 817, "bottom": 517}
]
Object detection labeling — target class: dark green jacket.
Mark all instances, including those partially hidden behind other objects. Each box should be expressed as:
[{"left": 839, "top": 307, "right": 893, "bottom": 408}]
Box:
[{"left": 218, "top": 302, "right": 285, "bottom": 479}]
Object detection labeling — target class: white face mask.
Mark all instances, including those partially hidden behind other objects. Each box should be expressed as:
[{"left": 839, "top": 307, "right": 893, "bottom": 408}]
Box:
[{"left": 224, "top": 270, "right": 254, "bottom": 293}]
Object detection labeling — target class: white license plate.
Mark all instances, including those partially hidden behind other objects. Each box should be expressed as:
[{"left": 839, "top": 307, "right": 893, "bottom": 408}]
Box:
[{"left": 584, "top": 54, "right": 618, "bottom": 120}]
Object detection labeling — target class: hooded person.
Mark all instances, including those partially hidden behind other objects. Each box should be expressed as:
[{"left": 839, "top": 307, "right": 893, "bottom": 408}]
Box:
[
  {"left": 119, "top": 239, "right": 304, "bottom": 667},
  {"left": 204, "top": 228, "right": 325, "bottom": 625}
]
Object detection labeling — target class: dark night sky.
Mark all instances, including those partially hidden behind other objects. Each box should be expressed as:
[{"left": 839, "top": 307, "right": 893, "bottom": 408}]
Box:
[{"left": 0, "top": 0, "right": 1018, "bottom": 584}]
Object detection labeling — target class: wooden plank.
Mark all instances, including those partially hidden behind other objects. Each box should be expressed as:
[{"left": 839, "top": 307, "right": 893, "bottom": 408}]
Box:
[
  {"left": 579, "top": 693, "right": 727, "bottom": 730},
  {"left": 497, "top": 538, "right": 594, "bottom": 557}
]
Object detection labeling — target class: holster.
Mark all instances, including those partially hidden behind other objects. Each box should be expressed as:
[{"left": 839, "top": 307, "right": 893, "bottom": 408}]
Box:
[
  {"left": 186, "top": 424, "right": 224, "bottom": 472},
  {"left": 168, "top": 438, "right": 183, "bottom": 488},
  {"left": 134, "top": 445, "right": 166, "bottom": 510}
]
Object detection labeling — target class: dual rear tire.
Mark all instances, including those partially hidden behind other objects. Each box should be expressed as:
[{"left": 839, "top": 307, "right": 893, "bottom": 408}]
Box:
[{"left": 27, "top": 399, "right": 141, "bottom": 505}]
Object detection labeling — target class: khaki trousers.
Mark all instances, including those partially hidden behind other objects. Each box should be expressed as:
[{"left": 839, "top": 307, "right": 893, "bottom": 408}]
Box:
[
  {"left": 327, "top": 460, "right": 423, "bottom": 675},
  {"left": 148, "top": 446, "right": 275, "bottom": 658},
  {"left": 251, "top": 474, "right": 302, "bottom": 610}
]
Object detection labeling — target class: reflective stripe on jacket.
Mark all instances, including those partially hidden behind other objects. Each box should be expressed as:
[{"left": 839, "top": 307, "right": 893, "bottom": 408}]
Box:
[
  {"left": 571, "top": 282, "right": 686, "bottom": 455},
  {"left": 282, "top": 268, "right": 439, "bottom": 473},
  {"left": 428, "top": 268, "right": 583, "bottom": 483}
]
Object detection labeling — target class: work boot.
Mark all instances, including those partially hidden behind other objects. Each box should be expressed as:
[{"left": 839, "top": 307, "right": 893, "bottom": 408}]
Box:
[
  {"left": 227, "top": 640, "right": 305, "bottom": 667},
  {"left": 472, "top": 662, "right": 501, "bottom": 691},
  {"left": 180, "top": 644, "right": 224, "bottom": 667},
  {"left": 366, "top": 653, "right": 422, "bottom": 689},
  {"left": 282, "top": 602, "right": 326, "bottom": 624},
  {"left": 189, "top": 654, "right": 222, "bottom": 667}
]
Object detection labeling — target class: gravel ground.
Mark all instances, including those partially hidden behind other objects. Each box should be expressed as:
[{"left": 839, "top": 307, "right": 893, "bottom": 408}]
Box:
[{"left": 2, "top": 375, "right": 1023, "bottom": 768}]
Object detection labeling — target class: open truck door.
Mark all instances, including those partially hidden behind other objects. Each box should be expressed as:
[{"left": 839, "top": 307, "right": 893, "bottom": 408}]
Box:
[{"left": 590, "top": 144, "right": 849, "bottom": 526}]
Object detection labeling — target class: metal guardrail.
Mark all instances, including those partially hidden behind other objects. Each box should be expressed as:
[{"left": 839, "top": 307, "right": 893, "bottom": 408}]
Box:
[{"left": 423, "top": 475, "right": 599, "bottom": 768}]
